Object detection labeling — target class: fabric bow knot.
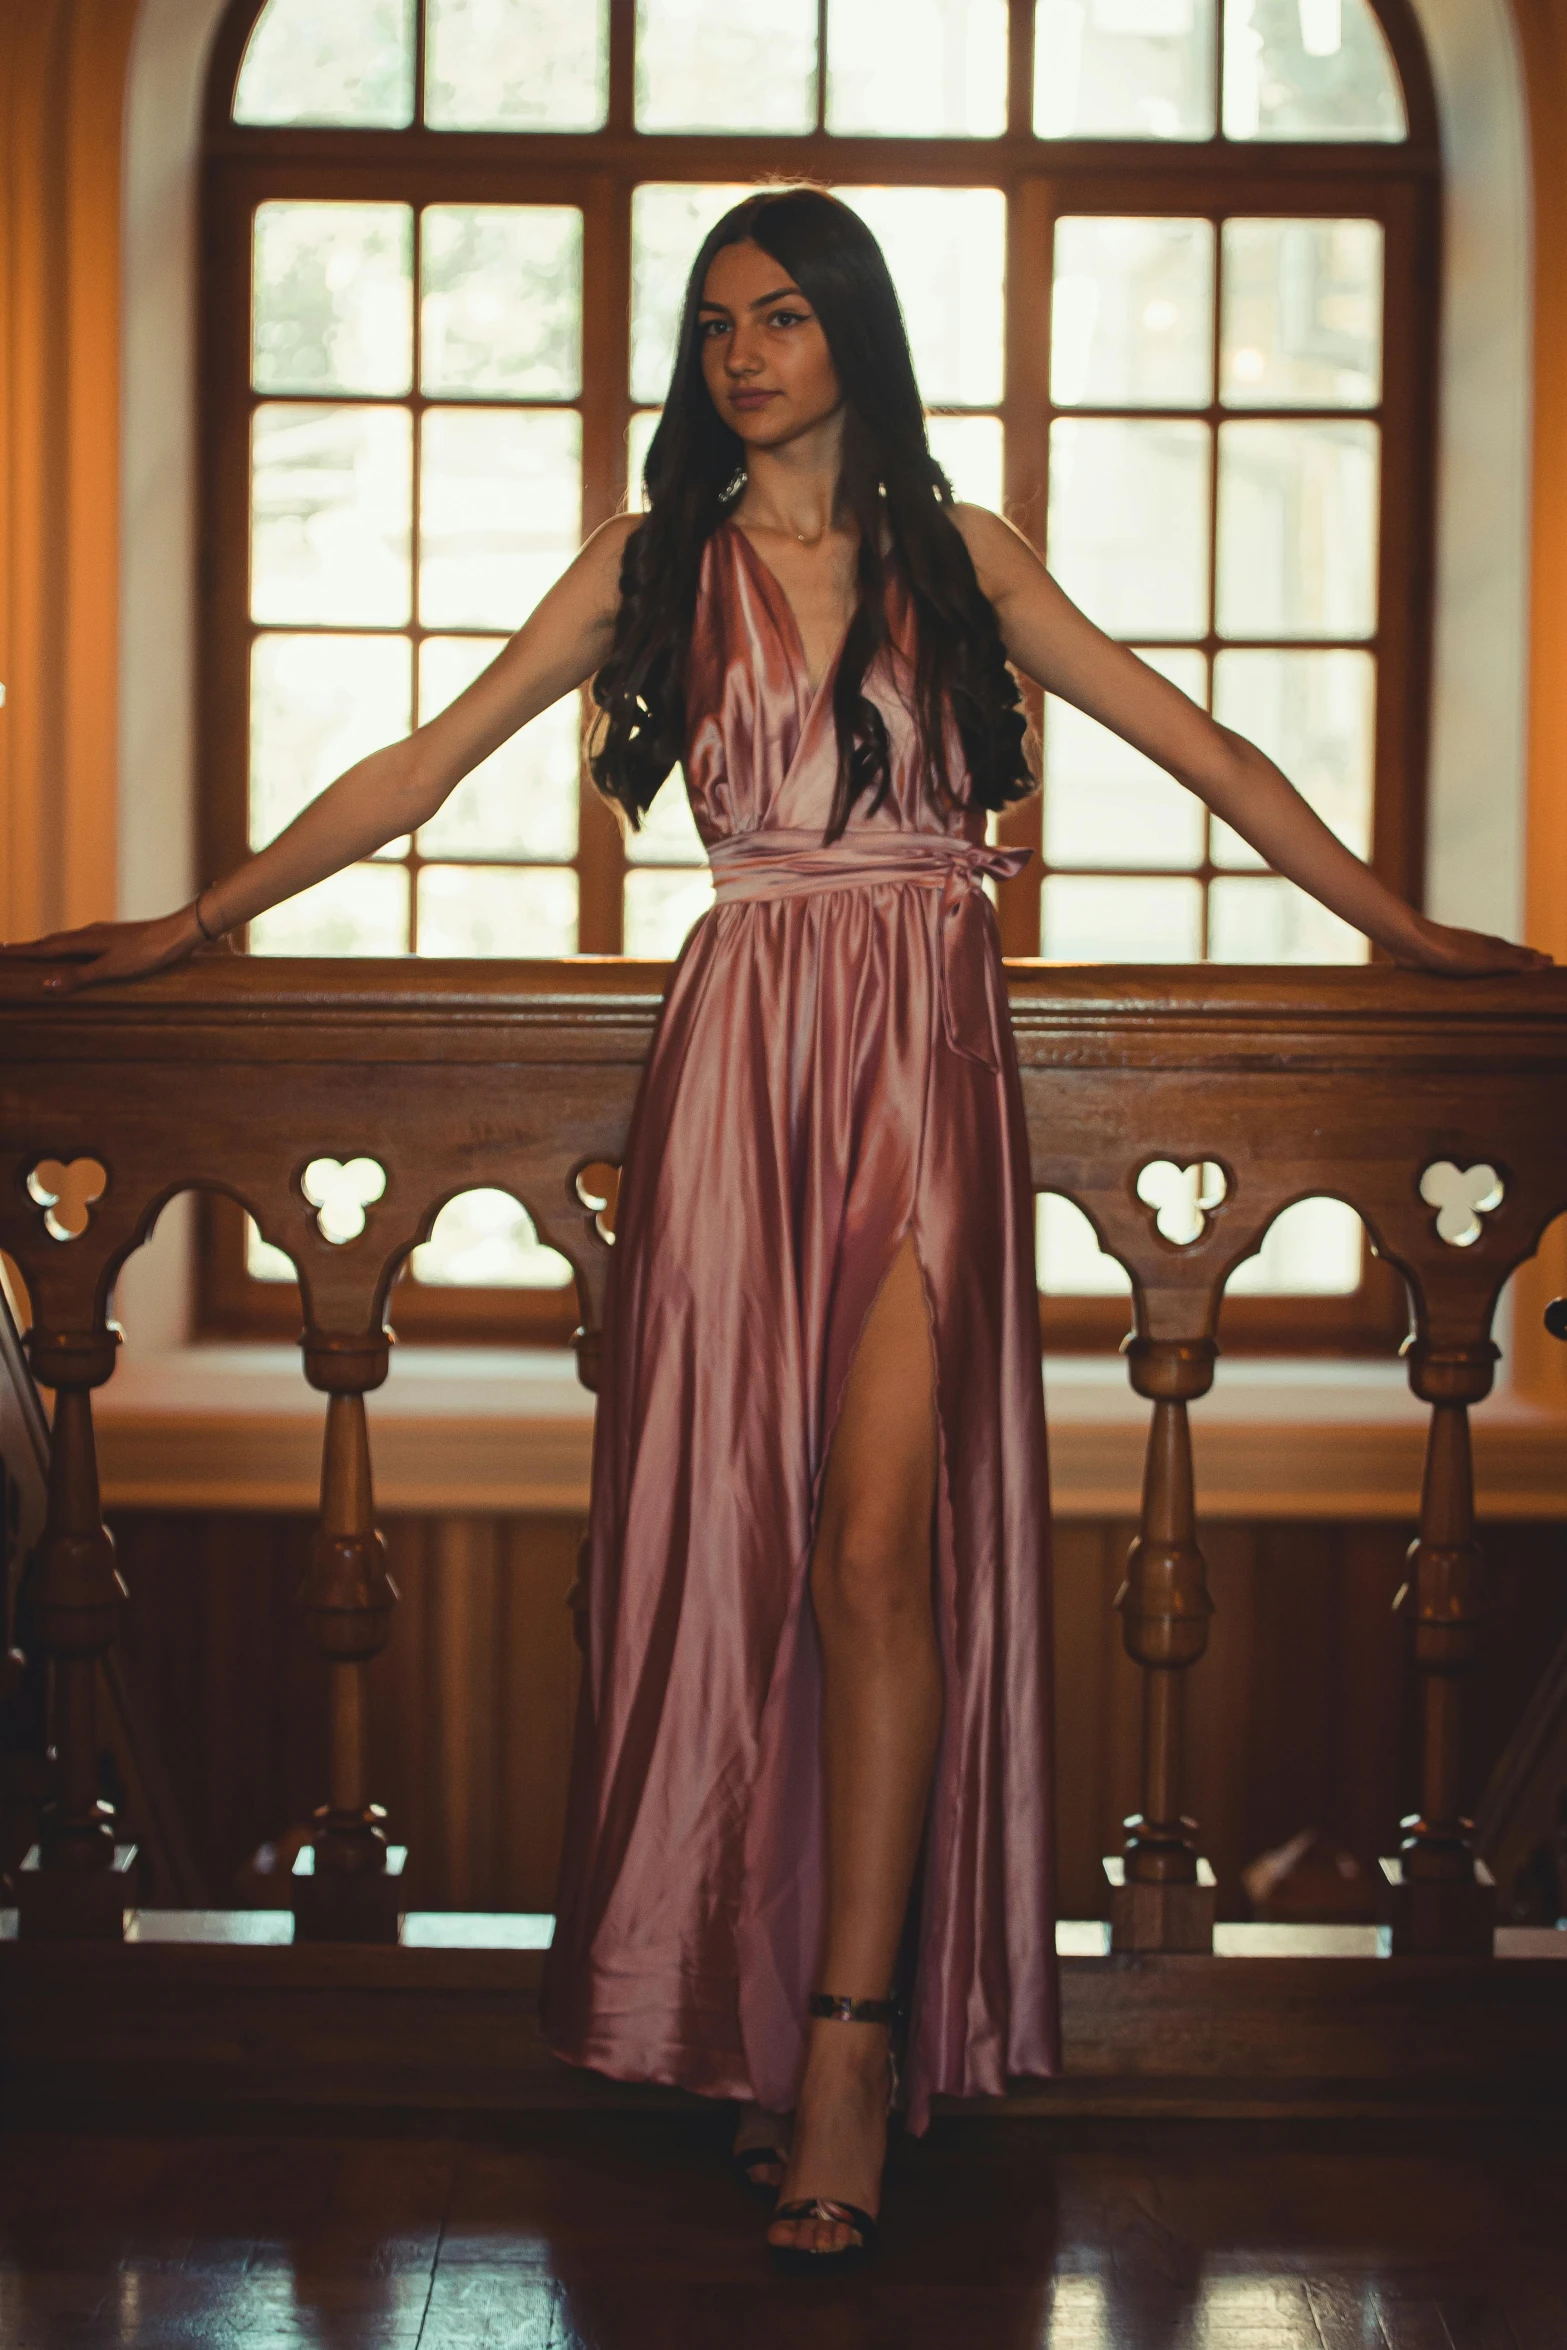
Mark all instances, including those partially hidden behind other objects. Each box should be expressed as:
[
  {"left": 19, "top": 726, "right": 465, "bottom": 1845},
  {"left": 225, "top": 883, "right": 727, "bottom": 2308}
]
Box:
[
  {"left": 935, "top": 843, "right": 1032, "bottom": 1071},
  {"left": 706, "top": 828, "right": 1033, "bottom": 1077}
]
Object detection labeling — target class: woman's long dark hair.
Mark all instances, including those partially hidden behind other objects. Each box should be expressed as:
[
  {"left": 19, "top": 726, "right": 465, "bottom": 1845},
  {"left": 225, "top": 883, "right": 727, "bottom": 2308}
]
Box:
[{"left": 589, "top": 186, "right": 1033, "bottom": 843}]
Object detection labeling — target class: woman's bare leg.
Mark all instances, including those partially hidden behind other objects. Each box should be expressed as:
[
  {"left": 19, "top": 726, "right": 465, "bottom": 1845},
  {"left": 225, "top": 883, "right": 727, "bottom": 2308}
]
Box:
[{"left": 767, "top": 1228, "right": 942, "bottom": 2256}]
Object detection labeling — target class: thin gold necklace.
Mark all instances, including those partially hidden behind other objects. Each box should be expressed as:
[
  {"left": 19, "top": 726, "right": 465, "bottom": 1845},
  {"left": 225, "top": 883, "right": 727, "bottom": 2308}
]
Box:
[{"left": 750, "top": 514, "right": 828, "bottom": 548}]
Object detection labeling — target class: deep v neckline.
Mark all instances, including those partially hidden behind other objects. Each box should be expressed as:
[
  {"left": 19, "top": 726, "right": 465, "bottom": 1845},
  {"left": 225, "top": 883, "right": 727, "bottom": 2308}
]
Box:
[{"left": 727, "top": 519, "right": 853, "bottom": 712}]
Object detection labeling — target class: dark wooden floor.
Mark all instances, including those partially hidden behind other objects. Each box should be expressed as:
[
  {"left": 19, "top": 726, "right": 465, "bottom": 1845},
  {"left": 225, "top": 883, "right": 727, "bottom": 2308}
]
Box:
[{"left": 0, "top": 2109, "right": 1563, "bottom": 2348}]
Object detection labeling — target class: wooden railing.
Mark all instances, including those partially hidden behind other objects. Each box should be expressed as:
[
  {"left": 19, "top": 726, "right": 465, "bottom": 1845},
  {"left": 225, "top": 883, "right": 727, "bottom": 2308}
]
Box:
[{"left": 3, "top": 958, "right": 1565, "bottom": 1959}]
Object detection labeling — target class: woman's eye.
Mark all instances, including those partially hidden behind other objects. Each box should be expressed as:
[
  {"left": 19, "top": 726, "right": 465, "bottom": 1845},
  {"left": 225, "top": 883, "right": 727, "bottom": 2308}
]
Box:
[
  {"left": 700, "top": 317, "right": 729, "bottom": 338},
  {"left": 769, "top": 309, "right": 809, "bottom": 329}
]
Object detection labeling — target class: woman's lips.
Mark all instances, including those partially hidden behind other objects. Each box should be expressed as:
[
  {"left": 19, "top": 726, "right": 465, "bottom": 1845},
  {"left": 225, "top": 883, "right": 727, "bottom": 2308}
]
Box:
[{"left": 728, "top": 389, "right": 779, "bottom": 411}]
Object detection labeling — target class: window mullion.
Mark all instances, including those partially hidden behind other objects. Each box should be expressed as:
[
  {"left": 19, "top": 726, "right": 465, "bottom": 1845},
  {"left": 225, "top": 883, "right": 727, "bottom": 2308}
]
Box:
[
  {"left": 576, "top": 173, "right": 632, "bottom": 954},
  {"left": 1006, "top": 0, "right": 1035, "bottom": 140},
  {"left": 407, "top": 194, "right": 425, "bottom": 956},
  {"left": 1202, "top": 200, "right": 1225, "bottom": 961},
  {"left": 607, "top": 0, "right": 635, "bottom": 133},
  {"left": 412, "top": 0, "right": 428, "bottom": 130},
  {"left": 998, "top": 175, "right": 1053, "bottom": 958},
  {"left": 1366, "top": 174, "right": 1429, "bottom": 911}
]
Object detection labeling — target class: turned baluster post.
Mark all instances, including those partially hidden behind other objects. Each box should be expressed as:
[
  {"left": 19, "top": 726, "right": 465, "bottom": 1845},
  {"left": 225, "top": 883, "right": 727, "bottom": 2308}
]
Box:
[
  {"left": 17, "top": 1328, "right": 136, "bottom": 1936},
  {"left": 291, "top": 1333, "right": 402, "bottom": 1943},
  {"left": 1381, "top": 1338, "right": 1499, "bottom": 1954},
  {"left": 1107, "top": 1335, "right": 1218, "bottom": 1952}
]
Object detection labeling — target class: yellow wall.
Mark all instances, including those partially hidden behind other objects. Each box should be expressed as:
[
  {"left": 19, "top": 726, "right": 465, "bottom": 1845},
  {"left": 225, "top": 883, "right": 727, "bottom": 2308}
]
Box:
[{"left": 0, "top": 1, "right": 139, "bottom": 942}]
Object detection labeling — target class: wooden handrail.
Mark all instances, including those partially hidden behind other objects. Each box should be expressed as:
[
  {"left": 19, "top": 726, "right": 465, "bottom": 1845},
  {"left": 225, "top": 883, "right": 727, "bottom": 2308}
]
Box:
[{"left": 4, "top": 957, "right": 1566, "bottom": 1950}]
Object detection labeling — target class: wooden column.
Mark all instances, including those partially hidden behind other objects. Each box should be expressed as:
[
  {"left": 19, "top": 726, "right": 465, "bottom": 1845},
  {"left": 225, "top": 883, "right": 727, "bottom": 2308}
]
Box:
[
  {"left": 16, "top": 1327, "right": 135, "bottom": 1935},
  {"left": 291, "top": 1333, "right": 402, "bottom": 1943},
  {"left": 1107, "top": 1335, "right": 1218, "bottom": 1952},
  {"left": 1381, "top": 1338, "right": 1499, "bottom": 1954}
]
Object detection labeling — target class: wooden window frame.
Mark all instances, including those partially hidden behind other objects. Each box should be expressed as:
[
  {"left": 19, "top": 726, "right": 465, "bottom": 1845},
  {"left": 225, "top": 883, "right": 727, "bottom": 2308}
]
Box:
[{"left": 198, "top": 0, "right": 1439, "bottom": 1353}]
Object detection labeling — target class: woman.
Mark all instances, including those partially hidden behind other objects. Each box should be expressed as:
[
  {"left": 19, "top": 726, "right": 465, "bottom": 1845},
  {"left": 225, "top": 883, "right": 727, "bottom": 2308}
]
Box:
[{"left": 7, "top": 187, "right": 1546, "bottom": 2272}]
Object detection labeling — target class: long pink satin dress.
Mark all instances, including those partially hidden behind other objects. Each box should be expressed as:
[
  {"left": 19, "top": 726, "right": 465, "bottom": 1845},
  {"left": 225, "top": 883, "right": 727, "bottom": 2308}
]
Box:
[{"left": 540, "top": 519, "right": 1060, "bottom": 2133}]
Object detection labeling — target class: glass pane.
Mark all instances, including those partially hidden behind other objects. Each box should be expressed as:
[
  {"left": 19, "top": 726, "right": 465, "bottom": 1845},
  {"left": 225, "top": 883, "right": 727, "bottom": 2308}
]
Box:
[
  {"left": 1210, "top": 648, "right": 1374, "bottom": 867},
  {"left": 1036, "top": 0, "right": 1217, "bottom": 140},
  {"left": 425, "top": 0, "right": 609, "bottom": 130},
  {"left": 419, "top": 407, "right": 581, "bottom": 629},
  {"left": 1135, "top": 1158, "right": 1225, "bottom": 1246},
  {"left": 234, "top": 0, "right": 415, "bottom": 126},
  {"left": 840, "top": 188, "right": 1005, "bottom": 409},
  {"left": 627, "top": 409, "right": 661, "bottom": 510},
  {"left": 253, "top": 204, "right": 412, "bottom": 397},
  {"left": 624, "top": 770, "right": 705, "bottom": 864},
  {"left": 828, "top": 0, "right": 1007, "bottom": 136},
  {"left": 1221, "top": 220, "right": 1383, "bottom": 408},
  {"left": 1051, "top": 217, "right": 1214, "bottom": 410},
  {"left": 1036, "top": 1194, "right": 1132, "bottom": 1295},
  {"left": 251, "top": 404, "right": 412, "bottom": 627},
  {"left": 1226, "top": 1195, "right": 1362, "bottom": 1294},
  {"left": 246, "top": 1219, "right": 298, "bottom": 1283},
  {"left": 1048, "top": 419, "right": 1211, "bottom": 638},
  {"left": 250, "top": 634, "right": 412, "bottom": 852},
  {"left": 410, "top": 1189, "right": 574, "bottom": 1289},
  {"left": 636, "top": 0, "right": 816, "bottom": 132},
  {"left": 1223, "top": 0, "right": 1406, "bottom": 142},
  {"left": 1041, "top": 874, "right": 1203, "bottom": 959},
  {"left": 417, "top": 865, "right": 579, "bottom": 955},
  {"left": 630, "top": 185, "right": 753, "bottom": 405},
  {"left": 1044, "top": 649, "right": 1207, "bottom": 868},
  {"left": 250, "top": 863, "right": 409, "bottom": 955},
  {"left": 417, "top": 639, "right": 579, "bottom": 862},
  {"left": 927, "top": 415, "right": 1004, "bottom": 510},
  {"left": 623, "top": 867, "right": 717, "bottom": 955},
  {"left": 1208, "top": 874, "right": 1367, "bottom": 961},
  {"left": 421, "top": 206, "right": 582, "bottom": 399},
  {"left": 1216, "top": 420, "right": 1379, "bottom": 640}
]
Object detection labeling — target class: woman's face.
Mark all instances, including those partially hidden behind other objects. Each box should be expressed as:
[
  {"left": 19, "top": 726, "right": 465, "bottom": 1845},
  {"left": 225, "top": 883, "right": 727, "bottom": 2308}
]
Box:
[{"left": 697, "top": 238, "right": 842, "bottom": 450}]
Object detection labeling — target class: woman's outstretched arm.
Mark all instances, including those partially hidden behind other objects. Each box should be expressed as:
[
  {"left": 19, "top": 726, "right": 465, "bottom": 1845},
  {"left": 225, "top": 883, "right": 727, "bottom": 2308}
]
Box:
[
  {"left": 954, "top": 503, "right": 1550, "bottom": 977},
  {"left": 1, "top": 516, "right": 638, "bottom": 993}
]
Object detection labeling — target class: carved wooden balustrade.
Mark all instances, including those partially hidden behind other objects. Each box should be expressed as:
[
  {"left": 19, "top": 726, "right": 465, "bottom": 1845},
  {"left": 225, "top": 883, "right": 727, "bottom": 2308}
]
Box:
[{"left": 2, "top": 957, "right": 1565, "bottom": 1962}]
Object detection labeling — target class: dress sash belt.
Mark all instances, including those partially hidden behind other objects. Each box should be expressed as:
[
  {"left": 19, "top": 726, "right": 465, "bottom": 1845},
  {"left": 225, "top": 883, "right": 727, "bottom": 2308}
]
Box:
[{"left": 707, "top": 827, "right": 1032, "bottom": 1073}]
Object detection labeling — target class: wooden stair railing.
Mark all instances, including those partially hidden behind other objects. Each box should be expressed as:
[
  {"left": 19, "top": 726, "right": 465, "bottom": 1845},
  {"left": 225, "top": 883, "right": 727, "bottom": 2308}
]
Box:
[
  {"left": 0, "top": 1278, "right": 202, "bottom": 1908},
  {"left": 0, "top": 1264, "right": 49, "bottom": 1887},
  {"left": 2, "top": 959, "right": 1564, "bottom": 1952}
]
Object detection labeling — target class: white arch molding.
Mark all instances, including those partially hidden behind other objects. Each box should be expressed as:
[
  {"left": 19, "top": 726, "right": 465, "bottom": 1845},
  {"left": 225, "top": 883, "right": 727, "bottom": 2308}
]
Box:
[
  {"left": 1406, "top": 0, "right": 1533, "bottom": 940},
  {"left": 112, "top": 0, "right": 1536, "bottom": 1364}
]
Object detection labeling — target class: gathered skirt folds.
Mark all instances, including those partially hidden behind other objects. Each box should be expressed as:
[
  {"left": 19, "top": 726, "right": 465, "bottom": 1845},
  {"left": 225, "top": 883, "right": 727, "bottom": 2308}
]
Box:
[{"left": 539, "top": 856, "right": 1060, "bottom": 2135}]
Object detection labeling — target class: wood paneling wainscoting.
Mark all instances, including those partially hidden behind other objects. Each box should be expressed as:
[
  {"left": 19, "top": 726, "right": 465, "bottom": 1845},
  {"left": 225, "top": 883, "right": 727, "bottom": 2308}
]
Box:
[
  {"left": 107, "top": 1512, "right": 585, "bottom": 1919},
  {"left": 370, "top": 1516, "right": 584, "bottom": 1916},
  {"left": 104, "top": 1508, "right": 1567, "bottom": 1928}
]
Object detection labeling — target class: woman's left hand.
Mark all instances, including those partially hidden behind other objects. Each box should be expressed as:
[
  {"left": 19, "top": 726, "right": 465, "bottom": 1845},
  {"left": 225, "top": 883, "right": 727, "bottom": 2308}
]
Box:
[{"left": 1389, "top": 914, "right": 1554, "bottom": 976}]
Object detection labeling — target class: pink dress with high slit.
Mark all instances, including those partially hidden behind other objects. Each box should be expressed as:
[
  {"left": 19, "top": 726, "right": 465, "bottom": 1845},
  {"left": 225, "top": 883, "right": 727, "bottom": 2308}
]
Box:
[{"left": 540, "top": 519, "right": 1060, "bottom": 2133}]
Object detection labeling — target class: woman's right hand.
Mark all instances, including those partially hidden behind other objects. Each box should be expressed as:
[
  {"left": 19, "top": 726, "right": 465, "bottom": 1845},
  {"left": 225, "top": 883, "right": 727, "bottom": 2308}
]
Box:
[{"left": 0, "top": 904, "right": 209, "bottom": 994}]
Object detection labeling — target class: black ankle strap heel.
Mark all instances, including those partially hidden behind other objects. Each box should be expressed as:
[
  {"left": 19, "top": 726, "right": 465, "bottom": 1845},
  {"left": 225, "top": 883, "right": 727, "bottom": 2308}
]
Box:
[
  {"left": 768, "top": 1989, "right": 902, "bottom": 2273},
  {"left": 806, "top": 1992, "right": 902, "bottom": 2027}
]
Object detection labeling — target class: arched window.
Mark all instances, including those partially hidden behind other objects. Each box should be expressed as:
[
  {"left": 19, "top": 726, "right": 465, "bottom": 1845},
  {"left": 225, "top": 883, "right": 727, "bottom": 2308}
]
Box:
[{"left": 201, "top": 0, "right": 1436, "bottom": 1348}]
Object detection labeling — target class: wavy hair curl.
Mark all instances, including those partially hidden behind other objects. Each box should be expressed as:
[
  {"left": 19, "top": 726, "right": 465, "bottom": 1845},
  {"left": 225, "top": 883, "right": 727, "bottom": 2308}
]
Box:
[{"left": 589, "top": 186, "right": 1034, "bottom": 843}]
